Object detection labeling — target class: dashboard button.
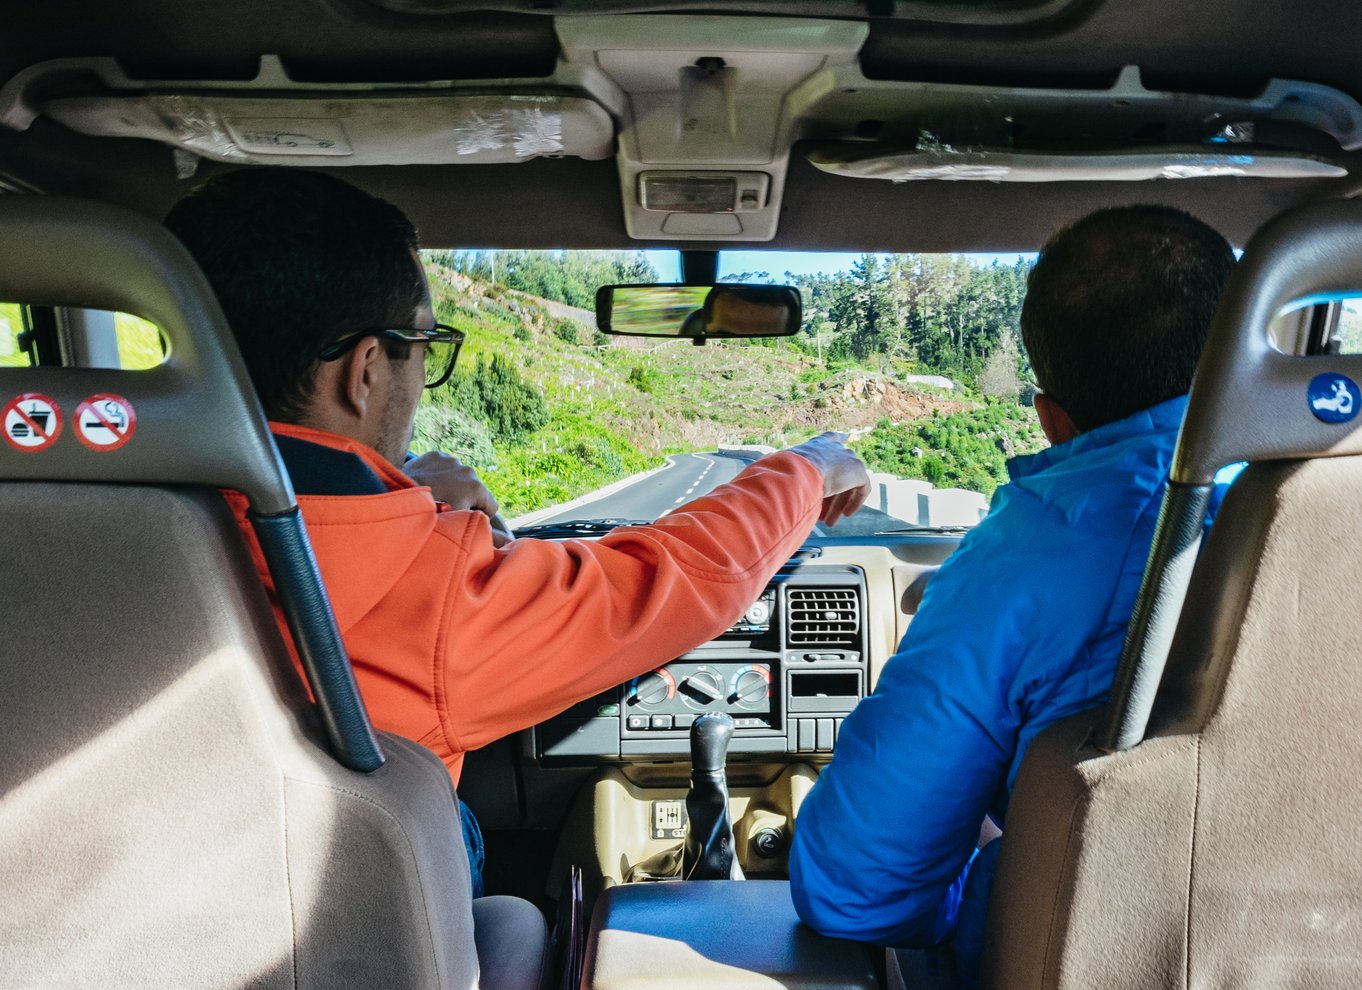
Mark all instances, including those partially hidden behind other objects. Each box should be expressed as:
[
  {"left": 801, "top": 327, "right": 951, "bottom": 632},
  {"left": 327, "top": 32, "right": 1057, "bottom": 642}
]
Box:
[
  {"left": 816, "top": 719, "right": 834, "bottom": 751},
  {"left": 626, "top": 715, "right": 649, "bottom": 731},
  {"left": 674, "top": 714, "right": 696, "bottom": 729},
  {"left": 797, "top": 719, "right": 815, "bottom": 752},
  {"left": 650, "top": 715, "right": 673, "bottom": 730}
]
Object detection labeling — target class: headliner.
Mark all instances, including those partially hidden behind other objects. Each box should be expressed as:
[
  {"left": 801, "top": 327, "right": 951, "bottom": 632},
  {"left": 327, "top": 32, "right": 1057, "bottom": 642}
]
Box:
[{"left": 1, "top": 0, "right": 1359, "bottom": 251}]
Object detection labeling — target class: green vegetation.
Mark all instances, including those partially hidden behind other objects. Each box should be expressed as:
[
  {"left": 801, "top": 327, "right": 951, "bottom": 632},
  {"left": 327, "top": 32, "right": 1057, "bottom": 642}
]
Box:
[
  {"left": 428, "top": 249, "right": 657, "bottom": 309},
  {"left": 114, "top": 313, "right": 165, "bottom": 370},
  {"left": 788, "top": 253, "right": 1031, "bottom": 389},
  {"left": 414, "top": 251, "right": 1043, "bottom": 516},
  {"left": 852, "top": 400, "right": 1047, "bottom": 498},
  {"left": 0, "top": 302, "right": 26, "bottom": 367}
]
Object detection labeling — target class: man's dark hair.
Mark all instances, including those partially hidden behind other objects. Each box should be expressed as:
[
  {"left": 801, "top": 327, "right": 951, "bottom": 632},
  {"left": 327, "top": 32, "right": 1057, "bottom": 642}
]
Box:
[
  {"left": 164, "top": 168, "right": 425, "bottom": 421},
  {"left": 1020, "top": 205, "right": 1235, "bottom": 432}
]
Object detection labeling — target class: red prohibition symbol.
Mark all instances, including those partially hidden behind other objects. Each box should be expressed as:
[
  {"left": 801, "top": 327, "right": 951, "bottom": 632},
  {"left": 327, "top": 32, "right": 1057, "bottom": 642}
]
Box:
[
  {"left": 2, "top": 392, "right": 62, "bottom": 452},
  {"left": 75, "top": 393, "right": 137, "bottom": 452}
]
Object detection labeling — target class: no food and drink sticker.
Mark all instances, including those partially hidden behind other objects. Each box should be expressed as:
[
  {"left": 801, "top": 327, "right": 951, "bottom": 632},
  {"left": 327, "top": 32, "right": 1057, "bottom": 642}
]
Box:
[
  {"left": 75, "top": 393, "right": 137, "bottom": 451},
  {"left": 3, "top": 393, "right": 62, "bottom": 452}
]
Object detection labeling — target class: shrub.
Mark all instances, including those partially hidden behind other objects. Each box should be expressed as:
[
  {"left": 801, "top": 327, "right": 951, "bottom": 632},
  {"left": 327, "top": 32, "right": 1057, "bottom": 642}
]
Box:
[
  {"left": 627, "top": 365, "right": 658, "bottom": 393},
  {"left": 851, "top": 398, "right": 1045, "bottom": 497},
  {"left": 440, "top": 353, "right": 549, "bottom": 443},
  {"left": 411, "top": 404, "right": 497, "bottom": 468},
  {"left": 553, "top": 319, "right": 580, "bottom": 345}
]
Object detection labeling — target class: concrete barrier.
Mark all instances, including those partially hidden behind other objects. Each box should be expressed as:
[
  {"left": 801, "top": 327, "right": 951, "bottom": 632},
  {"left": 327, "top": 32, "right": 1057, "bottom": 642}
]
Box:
[
  {"left": 866, "top": 473, "right": 989, "bottom": 527},
  {"left": 918, "top": 487, "right": 989, "bottom": 527}
]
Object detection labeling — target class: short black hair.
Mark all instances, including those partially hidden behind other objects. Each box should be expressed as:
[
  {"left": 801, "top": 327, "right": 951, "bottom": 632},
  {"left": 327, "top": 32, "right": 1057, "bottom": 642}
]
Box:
[
  {"left": 1020, "top": 205, "right": 1235, "bottom": 432},
  {"left": 164, "top": 167, "right": 425, "bottom": 421}
]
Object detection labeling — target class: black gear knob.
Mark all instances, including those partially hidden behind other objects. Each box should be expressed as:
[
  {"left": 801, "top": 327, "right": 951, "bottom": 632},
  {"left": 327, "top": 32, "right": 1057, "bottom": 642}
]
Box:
[
  {"left": 683, "top": 712, "right": 744, "bottom": 881},
  {"left": 689, "top": 711, "right": 734, "bottom": 773}
]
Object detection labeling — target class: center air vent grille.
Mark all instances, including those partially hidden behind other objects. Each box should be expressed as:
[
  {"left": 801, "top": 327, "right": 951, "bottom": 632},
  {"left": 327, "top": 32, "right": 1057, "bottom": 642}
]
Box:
[{"left": 787, "top": 588, "right": 861, "bottom": 647}]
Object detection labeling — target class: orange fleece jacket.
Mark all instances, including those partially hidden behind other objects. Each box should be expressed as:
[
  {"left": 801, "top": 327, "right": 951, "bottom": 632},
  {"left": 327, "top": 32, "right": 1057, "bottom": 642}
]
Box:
[{"left": 226, "top": 423, "right": 823, "bottom": 786}]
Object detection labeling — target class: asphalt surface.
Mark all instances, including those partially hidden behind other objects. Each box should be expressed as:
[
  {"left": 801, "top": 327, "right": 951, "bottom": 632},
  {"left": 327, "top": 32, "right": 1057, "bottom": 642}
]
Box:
[{"left": 526, "top": 451, "right": 749, "bottom": 526}]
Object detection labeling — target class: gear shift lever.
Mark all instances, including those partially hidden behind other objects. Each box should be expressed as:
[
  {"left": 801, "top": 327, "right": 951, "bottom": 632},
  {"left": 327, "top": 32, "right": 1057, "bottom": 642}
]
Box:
[{"left": 682, "top": 712, "right": 744, "bottom": 880}]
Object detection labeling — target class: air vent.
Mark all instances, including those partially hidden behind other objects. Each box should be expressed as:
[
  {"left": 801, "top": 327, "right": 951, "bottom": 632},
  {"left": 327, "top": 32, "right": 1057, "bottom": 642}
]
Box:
[{"left": 787, "top": 587, "right": 861, "bottom": 647}]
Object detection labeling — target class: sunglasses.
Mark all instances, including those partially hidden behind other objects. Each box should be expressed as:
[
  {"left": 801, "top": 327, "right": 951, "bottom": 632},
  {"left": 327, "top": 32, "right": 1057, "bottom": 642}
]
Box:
[{"left": 317, "top": 324, "right": 466, "bottom": 389}]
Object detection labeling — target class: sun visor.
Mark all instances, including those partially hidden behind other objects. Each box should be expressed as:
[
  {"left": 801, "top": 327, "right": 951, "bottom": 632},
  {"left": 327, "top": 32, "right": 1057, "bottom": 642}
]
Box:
[
  {"left": 799, "top": 65, "right": 1362, "bottom": 186},
  {"left": 808, "top": 145, "right": 1348, "bottom": 182},
  {"left": 37, "top": 92, "right": 612, "bottom": 167},
  {"left": 0, "top": 57, "right": 614, "bottom": 168}
]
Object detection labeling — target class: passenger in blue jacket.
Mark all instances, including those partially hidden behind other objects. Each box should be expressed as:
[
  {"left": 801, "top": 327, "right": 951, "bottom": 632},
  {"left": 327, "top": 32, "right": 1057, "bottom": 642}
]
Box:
[{"left": 787, "top": 205, "right": 1237, "bottom": 987}]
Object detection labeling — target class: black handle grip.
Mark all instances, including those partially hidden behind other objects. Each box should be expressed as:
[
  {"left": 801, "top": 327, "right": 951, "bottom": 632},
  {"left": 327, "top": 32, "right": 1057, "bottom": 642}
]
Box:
[{"left": 249, "top": 507, "right": 384, "bottom": 772}]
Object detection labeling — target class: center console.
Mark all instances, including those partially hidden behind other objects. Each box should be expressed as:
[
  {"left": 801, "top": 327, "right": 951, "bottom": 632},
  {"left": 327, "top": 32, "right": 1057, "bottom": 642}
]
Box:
[{"left": 536, "top": 560, "right": 869, "bottom": 763}]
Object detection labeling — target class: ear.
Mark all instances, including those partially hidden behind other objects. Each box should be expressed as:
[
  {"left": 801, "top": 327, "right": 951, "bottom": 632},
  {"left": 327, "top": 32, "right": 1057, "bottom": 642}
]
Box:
[
  {"left": 1034, "top": 391, "right": 1082, "bottom": 445},
  {"left": 338, "top": 335, "right": 385, "bottom": 420}
]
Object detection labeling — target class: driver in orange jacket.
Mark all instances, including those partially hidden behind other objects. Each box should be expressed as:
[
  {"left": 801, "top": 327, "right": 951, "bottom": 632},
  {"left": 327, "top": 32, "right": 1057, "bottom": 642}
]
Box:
[{"left": 166, "top": 168, "right": 871, "bottom": 893}]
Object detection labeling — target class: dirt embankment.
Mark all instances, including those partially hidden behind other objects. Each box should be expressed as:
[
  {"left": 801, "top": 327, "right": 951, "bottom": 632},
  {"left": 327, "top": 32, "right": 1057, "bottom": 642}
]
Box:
[
  {"left": 429, "top": 265, "right": 596, "bottom": 328},
  {"left": 795, "top": 374, "right": 968, "bottom": 432}
]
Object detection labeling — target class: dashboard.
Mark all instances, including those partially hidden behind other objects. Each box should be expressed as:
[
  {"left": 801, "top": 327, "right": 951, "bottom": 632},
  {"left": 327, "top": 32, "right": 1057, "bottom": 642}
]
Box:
[{"left": 536, "top": 558, "right": 870, "bottom": 762}]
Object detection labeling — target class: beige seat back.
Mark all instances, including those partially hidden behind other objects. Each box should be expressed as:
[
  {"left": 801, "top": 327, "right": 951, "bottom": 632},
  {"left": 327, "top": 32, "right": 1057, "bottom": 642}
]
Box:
[
  {"left": 985, "top": 200, "right": 1362, "bottom": 988},
  {"left": 0, "top": 198, "right": 516, "bottom": 987}
]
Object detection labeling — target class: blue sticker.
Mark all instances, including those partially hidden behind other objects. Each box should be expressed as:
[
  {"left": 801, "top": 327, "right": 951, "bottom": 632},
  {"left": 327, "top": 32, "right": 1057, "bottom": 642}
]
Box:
[{"left": 1308, "top": 372, "right": 1360, "bottom": 423}]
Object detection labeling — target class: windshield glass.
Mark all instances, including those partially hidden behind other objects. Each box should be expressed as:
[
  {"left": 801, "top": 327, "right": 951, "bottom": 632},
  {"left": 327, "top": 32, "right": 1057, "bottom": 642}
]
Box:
[{"left": 417, "top": 249, "right": 1046, "bottom": 536}]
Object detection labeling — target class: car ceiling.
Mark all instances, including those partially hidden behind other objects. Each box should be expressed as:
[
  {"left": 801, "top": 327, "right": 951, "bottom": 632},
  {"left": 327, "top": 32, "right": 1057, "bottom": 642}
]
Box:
[{"left": 1, "top": 0, "right": 1361, "bottom": 251}]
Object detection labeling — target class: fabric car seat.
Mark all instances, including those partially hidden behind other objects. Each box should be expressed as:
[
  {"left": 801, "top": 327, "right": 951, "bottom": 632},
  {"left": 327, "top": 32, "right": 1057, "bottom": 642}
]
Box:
[
  {"left": 983, "top": 200, "right": 1362, "bottom": 987},
  {"left": 0, "top": 196, "right": 547, "bottom": 989}
]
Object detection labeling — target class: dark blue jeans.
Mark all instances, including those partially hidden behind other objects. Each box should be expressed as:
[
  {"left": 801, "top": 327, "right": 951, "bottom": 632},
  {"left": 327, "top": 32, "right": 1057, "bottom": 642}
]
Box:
[{"left": 458, "top": 798, "right": 486, "bottom": 898}]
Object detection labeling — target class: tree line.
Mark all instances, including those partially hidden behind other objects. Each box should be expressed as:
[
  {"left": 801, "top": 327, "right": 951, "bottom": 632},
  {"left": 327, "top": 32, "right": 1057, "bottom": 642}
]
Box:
[
  {"left": 429, "top": 249, "right": 1034, "bottom": 398},
  {"left": 786, "top": 254, "right": 1033, "bottom": 395},
  {"left": 428, "top": 249, "right": 658, "bottom": 311}
]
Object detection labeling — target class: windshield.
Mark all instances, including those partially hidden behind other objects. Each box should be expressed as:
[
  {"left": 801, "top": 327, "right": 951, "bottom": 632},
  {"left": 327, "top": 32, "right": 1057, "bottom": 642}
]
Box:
[{"left": 416, "top": 249, "right": 1046, "bottom": 536}]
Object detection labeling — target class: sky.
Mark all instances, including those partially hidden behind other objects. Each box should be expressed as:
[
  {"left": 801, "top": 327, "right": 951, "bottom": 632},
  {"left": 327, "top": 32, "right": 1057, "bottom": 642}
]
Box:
[{"left": 643, "top": 249, "right": 1031, "bottom": 282}]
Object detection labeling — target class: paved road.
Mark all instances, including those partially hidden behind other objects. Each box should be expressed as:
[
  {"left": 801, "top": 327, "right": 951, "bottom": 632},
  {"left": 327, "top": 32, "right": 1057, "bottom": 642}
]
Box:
[{"left": 527, "top": 451, "right": 749, "bottom": 526}]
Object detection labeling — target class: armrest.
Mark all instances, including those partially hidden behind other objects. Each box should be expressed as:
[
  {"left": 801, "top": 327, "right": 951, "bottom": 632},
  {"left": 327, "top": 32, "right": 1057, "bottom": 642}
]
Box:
[{"left": 582, "top": 880, "right": 880, "bottom": 990}]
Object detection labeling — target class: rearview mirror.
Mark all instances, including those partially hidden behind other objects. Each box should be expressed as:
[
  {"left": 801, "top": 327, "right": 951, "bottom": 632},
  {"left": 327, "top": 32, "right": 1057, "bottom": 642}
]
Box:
[{"left": 595, "top": 283, "right": 802, "bottom": 339}]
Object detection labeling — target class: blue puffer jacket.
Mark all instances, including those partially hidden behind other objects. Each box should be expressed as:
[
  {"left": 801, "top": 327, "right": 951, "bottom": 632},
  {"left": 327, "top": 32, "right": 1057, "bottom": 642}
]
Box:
[{"left": 788, "top": 395, "right": 1221, "bottom": 987}]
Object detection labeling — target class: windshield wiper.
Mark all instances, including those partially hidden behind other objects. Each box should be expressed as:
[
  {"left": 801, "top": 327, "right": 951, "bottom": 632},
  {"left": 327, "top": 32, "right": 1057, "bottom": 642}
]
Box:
[
  {"left": 872, "top": 524, "right": 975, "bottom": 536},
  {"left": 513, "top": 518, "right": 652, "bottom": 538}
]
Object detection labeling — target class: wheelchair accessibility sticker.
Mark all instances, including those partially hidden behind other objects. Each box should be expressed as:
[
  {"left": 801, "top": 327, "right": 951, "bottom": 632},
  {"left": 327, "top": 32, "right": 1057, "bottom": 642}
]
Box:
[
  {"left": 3, "top": 393, "right": 62, "bottom": 452},
  {"left": 75, "top": 393, "right": 136, "bottom": 451},
  {"left": 1308, "top": 373, "right": 1360, "bottom": 424}
]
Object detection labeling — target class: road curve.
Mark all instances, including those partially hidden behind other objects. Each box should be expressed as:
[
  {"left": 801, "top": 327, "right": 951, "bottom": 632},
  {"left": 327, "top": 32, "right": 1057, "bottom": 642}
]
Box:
[{"left": 526, "top": 451, "right": 749, "bottom": 526}]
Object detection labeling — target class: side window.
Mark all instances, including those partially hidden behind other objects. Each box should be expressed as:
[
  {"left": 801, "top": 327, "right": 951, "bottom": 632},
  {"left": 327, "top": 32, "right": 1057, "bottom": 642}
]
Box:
[
  {"left": 1338, "top": 300, "right": 1362, "bottom": 354},
  {"left": 0, "top": 305, "right": 166, "bottom": 370},
  {"left": 0, "top": 302, "right": 32, "bottom": 367},
  {"left": 115, "top": 313, "right": 165, "bottom": 370},
  {"left": 1271, "top": 300, "right": 1362, "bottom": 356}
]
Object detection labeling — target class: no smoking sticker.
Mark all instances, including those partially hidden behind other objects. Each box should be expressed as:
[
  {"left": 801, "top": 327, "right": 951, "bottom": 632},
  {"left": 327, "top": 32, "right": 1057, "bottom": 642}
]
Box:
[
  {"left": 3, "top": 393, "right": 62, "bottom": 452},
  {"left": 75, "top": 393, "right": 137, "bottom": 451}
]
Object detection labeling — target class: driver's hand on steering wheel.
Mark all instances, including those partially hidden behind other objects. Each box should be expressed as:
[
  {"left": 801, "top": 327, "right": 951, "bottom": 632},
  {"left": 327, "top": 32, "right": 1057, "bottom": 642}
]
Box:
[{"left": 405, "top": 451, "right": 512, "bottom": 547}]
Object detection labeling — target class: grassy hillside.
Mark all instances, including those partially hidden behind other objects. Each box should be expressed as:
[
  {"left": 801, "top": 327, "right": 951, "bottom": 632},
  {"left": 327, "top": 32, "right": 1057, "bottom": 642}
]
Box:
[{"left": 417, "top": 261, "right": 1042, "bottom": 515}]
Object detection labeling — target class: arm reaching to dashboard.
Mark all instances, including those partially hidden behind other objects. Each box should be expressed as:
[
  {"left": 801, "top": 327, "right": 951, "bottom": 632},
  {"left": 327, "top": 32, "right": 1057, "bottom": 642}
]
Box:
[{"left": 783, "top": 432, "right": 872, "bottom": 526}]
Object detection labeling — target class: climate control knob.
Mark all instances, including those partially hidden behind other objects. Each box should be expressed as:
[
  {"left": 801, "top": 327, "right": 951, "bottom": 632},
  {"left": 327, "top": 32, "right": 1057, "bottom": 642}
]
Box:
[
  {"left": 679, "top": 668, "right": 725, "bottom": 709},
  {"left": 731, "top": 665, "right": 771, "bottom": 707},
  {"left": 630, "top": 669, "right": 676, "bottom": 707}
]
